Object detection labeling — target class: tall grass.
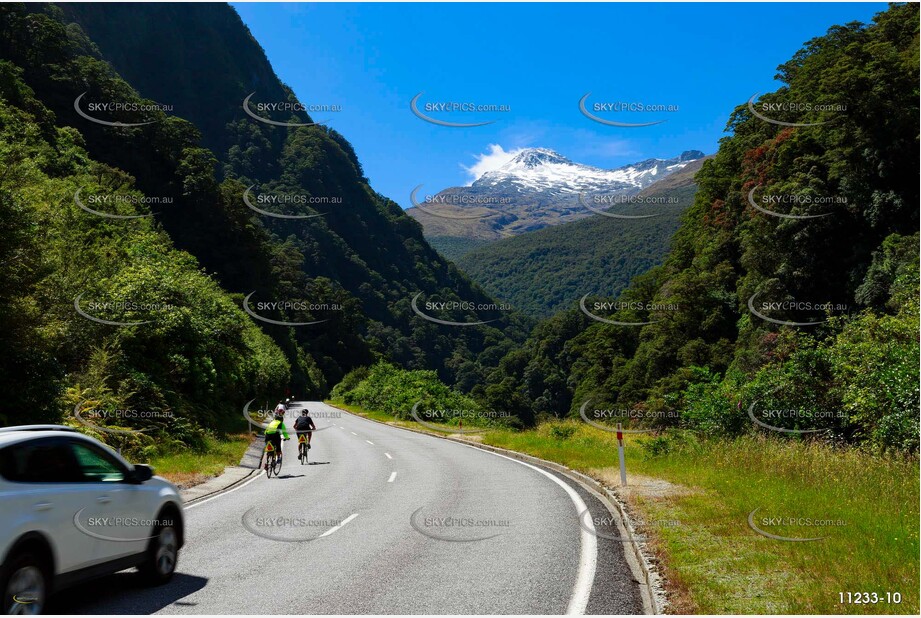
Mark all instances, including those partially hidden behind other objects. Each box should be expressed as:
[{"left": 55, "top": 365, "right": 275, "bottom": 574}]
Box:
[
  {"left": 331, "top": 400, "right": 918, "bottom": 613},
  {"left": 482, "top": 421, "right": 919, "bottom": 614},
  {"left": 147, "top": 433, "right": 252, "bottom": 488}
]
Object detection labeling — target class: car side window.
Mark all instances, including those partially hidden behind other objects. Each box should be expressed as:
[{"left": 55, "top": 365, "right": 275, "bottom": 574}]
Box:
[
  {"left": 0, "top": 439, "right": 83, "bottom": 483},
  {"left": 70, "top": 441, "right": 127, "bottom": 482}
]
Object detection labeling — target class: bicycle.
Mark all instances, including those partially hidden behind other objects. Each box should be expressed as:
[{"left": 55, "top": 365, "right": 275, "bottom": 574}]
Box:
[
  {"left": 297, "top": 433, "right": 310, "bottom": 465},
  {"left": 264, "top": 440, "right": 283, "bottom": 478}
]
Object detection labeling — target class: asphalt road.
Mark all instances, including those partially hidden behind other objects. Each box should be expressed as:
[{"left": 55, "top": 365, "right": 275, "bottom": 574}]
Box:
[{"left": 52, "top": 402, "right": 644, "bottom": 615}]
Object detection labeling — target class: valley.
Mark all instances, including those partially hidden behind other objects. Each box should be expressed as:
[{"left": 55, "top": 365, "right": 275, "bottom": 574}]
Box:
[{"left": 0, "top": 2, "right": 917, "bottom": 615}]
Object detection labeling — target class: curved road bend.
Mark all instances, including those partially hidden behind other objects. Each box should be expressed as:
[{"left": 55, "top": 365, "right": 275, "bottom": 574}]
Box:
[{"left": 53, "top": 401, "right": 644, "bottom": 615}]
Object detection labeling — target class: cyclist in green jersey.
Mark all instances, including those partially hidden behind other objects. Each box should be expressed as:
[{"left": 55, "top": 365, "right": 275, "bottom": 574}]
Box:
[{"left": 264, "top": 412, "right": 290, "bottom": 463}]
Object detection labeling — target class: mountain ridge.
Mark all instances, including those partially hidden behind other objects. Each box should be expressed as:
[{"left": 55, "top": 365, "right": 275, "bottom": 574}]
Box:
[
  {"left": 479, "top": 147, "right": 704, "bottom": 183},
  {"left": 410, "top": 147, "right": 705, "bottom": 256},
  {"left": 456, "top": 158, "right": 708, "bottom": 318}
]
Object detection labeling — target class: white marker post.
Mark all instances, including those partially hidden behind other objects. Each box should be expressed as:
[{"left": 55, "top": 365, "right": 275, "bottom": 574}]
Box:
[{"left": 617, "top": 423, "right": 627, "bottom": 486}]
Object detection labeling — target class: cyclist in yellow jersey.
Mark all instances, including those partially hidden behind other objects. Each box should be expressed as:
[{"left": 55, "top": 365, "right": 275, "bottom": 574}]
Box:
[{"left": 264, "top": 412, "right": 290, "bottom": 463}]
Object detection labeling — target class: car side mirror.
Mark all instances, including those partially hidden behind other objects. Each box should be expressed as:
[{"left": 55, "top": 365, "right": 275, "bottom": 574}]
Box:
[{"left": 130, "top": 464, "right": 154, "bottom": 483}]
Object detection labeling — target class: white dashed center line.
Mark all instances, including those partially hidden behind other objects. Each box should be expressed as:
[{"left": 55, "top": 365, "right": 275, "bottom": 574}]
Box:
[{"left": 319, "top": 513, "right": 358, "bottom": 538}]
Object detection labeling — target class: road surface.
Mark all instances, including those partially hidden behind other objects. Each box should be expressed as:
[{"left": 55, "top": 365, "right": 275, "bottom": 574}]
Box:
[{"left": 51, "top": 402, "right": 645, "bottom": 614}]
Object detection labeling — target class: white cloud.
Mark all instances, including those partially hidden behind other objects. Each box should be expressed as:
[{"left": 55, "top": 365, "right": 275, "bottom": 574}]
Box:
[{"left": 461, "top": 144, "right": 524, "bottom": 185}]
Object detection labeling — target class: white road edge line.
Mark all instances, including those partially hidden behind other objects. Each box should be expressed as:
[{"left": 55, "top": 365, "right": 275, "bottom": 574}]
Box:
[
  {"left": 319, "top": 513, "right": 358, "bottom": 537},
  {"left": 384, "top": 452, "right": 393, "bottom": 459},
  {"left": 387, "top": 471, "right": 397, "bottom": 483},
  {"left": 454, "top": 442, "right": 597, "bottom": 615},
  {"left": 185, "top": 469, "right": 265, "bottom": 510},
  {"left": 365, "top": 440, "right": 374, "bottom": 445}
]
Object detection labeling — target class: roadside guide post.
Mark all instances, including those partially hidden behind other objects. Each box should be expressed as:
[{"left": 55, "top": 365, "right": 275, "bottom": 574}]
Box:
[{"left": 617, "top": 423, "right": 627, "bottom": 486}]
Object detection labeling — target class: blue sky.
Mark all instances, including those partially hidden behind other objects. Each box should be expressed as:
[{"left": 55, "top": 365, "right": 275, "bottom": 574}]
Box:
[{"left": 232, "top": 2, "right": 885, "bottom": 209}]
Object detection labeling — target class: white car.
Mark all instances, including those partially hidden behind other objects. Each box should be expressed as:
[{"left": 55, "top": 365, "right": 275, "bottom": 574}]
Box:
[{"left": 0, "top": 426, "right": 184, "bottom": 614}]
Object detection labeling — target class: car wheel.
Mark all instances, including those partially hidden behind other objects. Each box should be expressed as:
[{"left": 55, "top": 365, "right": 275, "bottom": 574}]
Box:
[
  {"left": 138, "top": 525, "right": 178, "bottom": 585},
  {"left": 2, "top": 552, "right": 48, "bottom": 615}
]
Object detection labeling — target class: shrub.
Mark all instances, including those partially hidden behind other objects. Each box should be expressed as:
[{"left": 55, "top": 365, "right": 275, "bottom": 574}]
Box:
[
  {"left": 335, "top": 362, "right": 487, "bottom": 426},
  {"left": 549, "top": 424, "right": 576, "bottom": 440}
]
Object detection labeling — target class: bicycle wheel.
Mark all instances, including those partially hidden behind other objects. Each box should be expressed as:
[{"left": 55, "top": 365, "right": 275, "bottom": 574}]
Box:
[
  {"left": 301, "top": 443, "right": 308, "bottom": 465},
  {"left": 271, "top": 451, "right": 282, "bottom": 476},
  {"left": 265, "top": 450, "right": 276, "bottom": 478}
]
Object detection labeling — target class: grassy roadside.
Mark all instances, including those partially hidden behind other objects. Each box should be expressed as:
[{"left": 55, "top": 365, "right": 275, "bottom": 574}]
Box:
[
  {"left": 328, "top": 400, "right": 919, "bottom": 615},
  {"left": 147, "top": 433, "right": 252, "bottom": 488}
]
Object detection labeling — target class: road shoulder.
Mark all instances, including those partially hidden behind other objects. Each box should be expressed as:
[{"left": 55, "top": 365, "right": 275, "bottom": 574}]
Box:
[{"left": 179, "top": 437, "right": 263, "bottom": 504}]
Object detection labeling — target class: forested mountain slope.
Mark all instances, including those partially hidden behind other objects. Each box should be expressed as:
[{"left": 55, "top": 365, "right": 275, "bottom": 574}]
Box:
[
  {"left": 478, "top": 3, "right": 919, "bottom": 450},
  {"left": 0, "top": 3, "right": 528, "bottom": 407},
  {"left": 457, "top": 159, "right": 706, "bottom": 318},
  {"left": 0, "top": 58, "right": 289, "bottom": 449}
]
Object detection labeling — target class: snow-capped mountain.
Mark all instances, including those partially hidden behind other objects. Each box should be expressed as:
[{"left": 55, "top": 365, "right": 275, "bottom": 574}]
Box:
[
  {"left": 407, "top": 148, "right": 705, "bottom": 245},
  {"left": 474, "top": 148, "right": 702, "bottom": 195}
]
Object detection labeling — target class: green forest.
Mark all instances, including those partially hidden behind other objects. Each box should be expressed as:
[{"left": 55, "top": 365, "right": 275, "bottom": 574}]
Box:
[
  {"left": 0, "top": 1, "right": 917, "bottom": 460},
  {"left": 341, "top": 3, "right": 920, "bottom": 453},
  {"left": 0, "top": 2, "right": 528, "bottom": 454}
]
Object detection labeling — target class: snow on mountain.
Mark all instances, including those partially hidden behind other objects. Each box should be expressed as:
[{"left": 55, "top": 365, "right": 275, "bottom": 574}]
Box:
[
  {"left": 473, "top": 147, "right": 705, "bottom": 195},
  {"left": 407, "top": 147, "right": 705, "bottom": 243}
]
